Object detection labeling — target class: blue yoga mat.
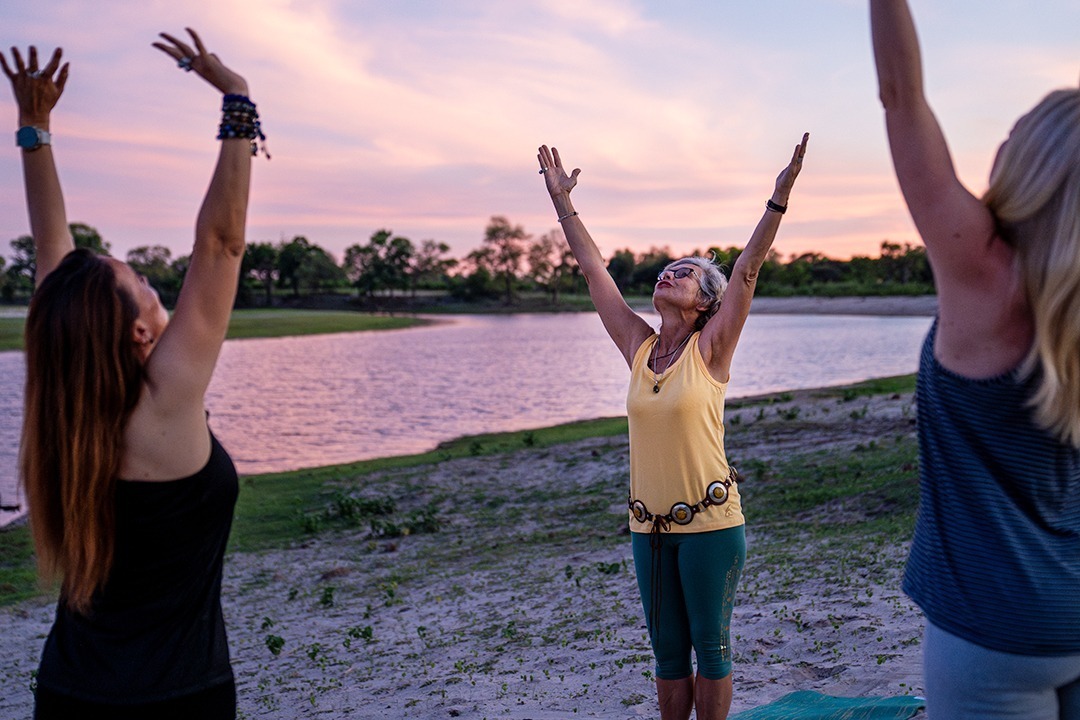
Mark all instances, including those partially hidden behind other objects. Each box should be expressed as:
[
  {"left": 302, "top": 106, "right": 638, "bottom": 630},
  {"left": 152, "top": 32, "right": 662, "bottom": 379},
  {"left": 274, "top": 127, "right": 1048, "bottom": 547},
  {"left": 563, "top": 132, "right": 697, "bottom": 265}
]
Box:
[{"left": 730, "top": 691, "right": 925, "bottom": 720}]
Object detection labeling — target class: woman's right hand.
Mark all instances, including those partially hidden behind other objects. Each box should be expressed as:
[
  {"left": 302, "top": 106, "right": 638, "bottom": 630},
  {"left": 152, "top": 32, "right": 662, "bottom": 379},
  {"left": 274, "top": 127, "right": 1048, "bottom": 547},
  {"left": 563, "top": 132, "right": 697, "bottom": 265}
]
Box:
[
  {"left": 538, "top": 145, "right": 581, "bottom": 199},
  {"left": 0, "top": 46, "right": 68, "bottom": 127},
  {"left": 152, "top": 28, "right": 248, "bottom": 96}
]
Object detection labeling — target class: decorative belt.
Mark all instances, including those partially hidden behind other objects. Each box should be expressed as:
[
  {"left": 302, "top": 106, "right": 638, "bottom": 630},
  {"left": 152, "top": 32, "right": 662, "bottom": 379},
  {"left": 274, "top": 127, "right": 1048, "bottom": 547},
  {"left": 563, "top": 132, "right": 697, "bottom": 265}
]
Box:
[{"left": 628, "top": 467, "right": 738, "bottom": 533}]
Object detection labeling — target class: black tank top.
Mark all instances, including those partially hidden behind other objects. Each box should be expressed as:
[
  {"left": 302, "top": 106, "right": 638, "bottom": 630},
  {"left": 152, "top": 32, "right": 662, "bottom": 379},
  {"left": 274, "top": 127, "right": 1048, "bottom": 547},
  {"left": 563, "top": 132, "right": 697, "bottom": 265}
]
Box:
[{"left": 37, "top": 432, "right": 238, "bottom": 703}]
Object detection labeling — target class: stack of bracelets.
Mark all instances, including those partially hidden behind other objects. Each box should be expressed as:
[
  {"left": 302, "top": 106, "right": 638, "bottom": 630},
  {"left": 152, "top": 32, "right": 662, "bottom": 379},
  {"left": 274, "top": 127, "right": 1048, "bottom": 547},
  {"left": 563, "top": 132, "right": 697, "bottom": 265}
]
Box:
[{"left": 218, "top": 94, "right": 269, "bottom": 158}]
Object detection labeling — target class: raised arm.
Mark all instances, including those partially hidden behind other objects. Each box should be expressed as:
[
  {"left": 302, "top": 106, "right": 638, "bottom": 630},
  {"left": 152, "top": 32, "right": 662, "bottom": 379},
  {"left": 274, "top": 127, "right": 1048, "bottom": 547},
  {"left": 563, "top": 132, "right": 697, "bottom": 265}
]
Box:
[
  {"left": 870, "top": 0, "right": 996, "bottom": 279},
  {"left": 1, "top": 46, "right": 74, "bottom": 285},
  {"left": 700, "top": 134, "right": 808, "bottom": 380},
  {"left": 143, "top": 29, "right": 253, "bottom": 406},
  {"left": 538, "top": 145, "right": 653, "bottom": 366}
]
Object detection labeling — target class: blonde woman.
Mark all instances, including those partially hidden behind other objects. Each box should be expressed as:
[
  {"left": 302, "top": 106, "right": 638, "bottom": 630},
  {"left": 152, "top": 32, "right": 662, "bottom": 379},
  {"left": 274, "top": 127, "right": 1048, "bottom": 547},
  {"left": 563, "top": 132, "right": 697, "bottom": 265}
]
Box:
[
  {"left": 871, "top": 1, "right": 1080, "bottom": 717},
  {"left": 4, "top": 30, "right": 258, "bottom": 719},
  {"left": 538, "top": 135, "right": 807, "bottom": 720}
]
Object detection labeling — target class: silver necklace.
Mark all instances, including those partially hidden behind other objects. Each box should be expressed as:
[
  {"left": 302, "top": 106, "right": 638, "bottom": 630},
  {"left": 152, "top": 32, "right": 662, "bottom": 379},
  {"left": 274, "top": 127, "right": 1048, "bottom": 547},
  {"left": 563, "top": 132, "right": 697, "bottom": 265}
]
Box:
[{"left": 650, "top": 331, "right": 693, "bottom": 393}]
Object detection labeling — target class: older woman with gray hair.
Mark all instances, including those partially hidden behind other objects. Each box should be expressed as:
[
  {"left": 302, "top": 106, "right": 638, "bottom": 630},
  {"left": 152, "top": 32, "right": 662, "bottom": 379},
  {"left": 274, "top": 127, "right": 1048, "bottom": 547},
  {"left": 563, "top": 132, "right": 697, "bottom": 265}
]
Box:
[{"left": 537, "top": 134, "right": 808, "bottom": 720}]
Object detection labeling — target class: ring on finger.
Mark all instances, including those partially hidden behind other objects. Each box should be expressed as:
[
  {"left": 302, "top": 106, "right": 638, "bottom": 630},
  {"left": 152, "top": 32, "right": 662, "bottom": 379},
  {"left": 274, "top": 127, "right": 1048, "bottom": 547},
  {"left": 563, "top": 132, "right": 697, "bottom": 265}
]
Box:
[
  {"left": 177, "top": 57, "right": 194, "bottom": 72},
  {"left": 26, "top": 70, "right": 43, "bottom": 79}
]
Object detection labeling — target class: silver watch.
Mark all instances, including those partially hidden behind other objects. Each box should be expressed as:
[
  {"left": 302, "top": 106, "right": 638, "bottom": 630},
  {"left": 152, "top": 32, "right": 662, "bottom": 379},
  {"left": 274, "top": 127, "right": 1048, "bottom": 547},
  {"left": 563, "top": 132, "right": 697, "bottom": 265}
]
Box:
[{"left": 16, "top": 126, "right": 51, "bottom": 152}]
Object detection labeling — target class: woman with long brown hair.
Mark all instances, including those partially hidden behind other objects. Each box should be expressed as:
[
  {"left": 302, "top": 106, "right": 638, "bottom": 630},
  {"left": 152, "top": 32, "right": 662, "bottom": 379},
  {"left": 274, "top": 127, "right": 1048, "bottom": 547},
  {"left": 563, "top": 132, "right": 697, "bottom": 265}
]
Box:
[
  {"left": 3, "top": 29, "right": 259, "bottom": 718},
  {"left": 871, "top": 1, "right": 1080, "bottom": 717}
]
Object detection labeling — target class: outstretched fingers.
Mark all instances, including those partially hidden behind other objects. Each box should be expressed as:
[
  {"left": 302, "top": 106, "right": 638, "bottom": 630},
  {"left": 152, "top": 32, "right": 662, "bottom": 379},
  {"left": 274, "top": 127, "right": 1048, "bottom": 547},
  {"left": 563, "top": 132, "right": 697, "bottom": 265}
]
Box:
[
  {"left": 538, "top": 144, "right": 555, "bottom": 171},
  {"left": 792, "top": 132, "right": 809, "bottom": 165},
  {"left": 6, "top": 46, "right": 26, "bottom": 76},
  {"left": 186, "top": 28, "right": 210, "bottom": 58},
  {"left": 153, "top": 32, "right": 195, "bottom": 63},
  {"left": 41, "top": 47, "right": 63, "bottom": 78}
]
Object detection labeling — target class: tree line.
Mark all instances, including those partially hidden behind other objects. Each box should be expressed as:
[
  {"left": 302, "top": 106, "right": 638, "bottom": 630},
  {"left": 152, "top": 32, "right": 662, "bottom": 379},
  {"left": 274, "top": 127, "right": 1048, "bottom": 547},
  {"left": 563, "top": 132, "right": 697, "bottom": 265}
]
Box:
[{"left": 1, "top": 218, "right": 933, "bottom": 307}]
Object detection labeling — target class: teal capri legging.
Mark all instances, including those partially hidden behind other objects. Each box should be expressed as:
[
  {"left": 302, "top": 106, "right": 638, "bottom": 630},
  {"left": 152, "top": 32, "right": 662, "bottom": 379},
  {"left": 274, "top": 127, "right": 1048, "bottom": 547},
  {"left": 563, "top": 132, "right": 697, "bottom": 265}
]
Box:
[{"left": 631, "top": 525, "right": 746, "bottom": 680}]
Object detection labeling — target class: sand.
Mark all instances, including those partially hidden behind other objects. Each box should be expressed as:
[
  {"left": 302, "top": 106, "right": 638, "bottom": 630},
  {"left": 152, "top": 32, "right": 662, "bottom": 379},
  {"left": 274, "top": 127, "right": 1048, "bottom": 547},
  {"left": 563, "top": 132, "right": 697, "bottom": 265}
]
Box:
[{"left": 0, "top": 385, "right": 926, "bottom": 720}]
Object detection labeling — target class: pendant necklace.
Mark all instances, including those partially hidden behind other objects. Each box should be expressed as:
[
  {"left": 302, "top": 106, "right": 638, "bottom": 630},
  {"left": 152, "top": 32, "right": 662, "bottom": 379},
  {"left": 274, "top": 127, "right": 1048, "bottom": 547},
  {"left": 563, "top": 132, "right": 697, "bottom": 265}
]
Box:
[{"left": 651, "top": 331, "right": 693, "bottom": 393}]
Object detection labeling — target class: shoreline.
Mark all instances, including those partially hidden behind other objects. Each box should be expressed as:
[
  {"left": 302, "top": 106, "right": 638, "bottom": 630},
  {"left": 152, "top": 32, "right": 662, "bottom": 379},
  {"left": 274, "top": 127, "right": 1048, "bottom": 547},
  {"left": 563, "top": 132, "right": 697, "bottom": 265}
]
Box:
[
  {"left": 0, "top": 377, "right": 926, "bottom": 719},
  {"left": 748, "top": 295, "right": 936, "bottom": 317}
]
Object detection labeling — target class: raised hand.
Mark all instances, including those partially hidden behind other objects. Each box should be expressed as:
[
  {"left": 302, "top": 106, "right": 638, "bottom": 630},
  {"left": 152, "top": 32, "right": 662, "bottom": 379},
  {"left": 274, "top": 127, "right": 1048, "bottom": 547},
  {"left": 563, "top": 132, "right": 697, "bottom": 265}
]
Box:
[
  {"left": 153, "top": 28, "right": 248, "bottom": 96},
  {"left": 538, "top": 145, "right": 581, "bottom": 198},
  {"left": 0, "top": 46, "right": 69, "bottom": 125},
  {"left": 774, "top": 132, "right": 810, "bottom": 202}
]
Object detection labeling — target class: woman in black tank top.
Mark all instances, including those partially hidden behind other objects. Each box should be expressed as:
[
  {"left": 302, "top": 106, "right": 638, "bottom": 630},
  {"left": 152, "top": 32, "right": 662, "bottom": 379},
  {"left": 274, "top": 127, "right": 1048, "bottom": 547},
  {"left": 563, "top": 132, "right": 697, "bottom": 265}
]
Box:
[{"left": 3, "top": 30, "right": 259, "bottom": 718}]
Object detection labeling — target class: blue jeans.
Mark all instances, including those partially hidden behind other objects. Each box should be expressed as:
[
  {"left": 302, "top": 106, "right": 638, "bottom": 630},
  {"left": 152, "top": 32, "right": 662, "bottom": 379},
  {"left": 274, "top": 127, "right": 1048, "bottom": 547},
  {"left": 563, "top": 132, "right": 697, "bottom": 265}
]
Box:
[
  {"left": 631, "top": 525, "right": 745, "bottom": 680},
  {"left": 925, "top": 622, "right": 1080, "bottom": 719}
]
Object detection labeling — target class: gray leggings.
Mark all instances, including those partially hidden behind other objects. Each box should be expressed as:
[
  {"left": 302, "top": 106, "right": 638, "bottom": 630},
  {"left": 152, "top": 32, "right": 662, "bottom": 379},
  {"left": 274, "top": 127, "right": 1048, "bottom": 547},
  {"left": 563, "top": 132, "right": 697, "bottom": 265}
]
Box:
[{"left": 925, "top": 622, "right": 1080, "bottom": 720}]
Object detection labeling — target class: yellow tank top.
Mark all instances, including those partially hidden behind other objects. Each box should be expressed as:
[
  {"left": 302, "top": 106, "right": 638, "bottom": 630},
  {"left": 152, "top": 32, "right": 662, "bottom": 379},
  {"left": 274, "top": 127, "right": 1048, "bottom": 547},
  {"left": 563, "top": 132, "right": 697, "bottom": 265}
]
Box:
[{"left": 626, "top": 332, "right": 744, "bottom": 534}]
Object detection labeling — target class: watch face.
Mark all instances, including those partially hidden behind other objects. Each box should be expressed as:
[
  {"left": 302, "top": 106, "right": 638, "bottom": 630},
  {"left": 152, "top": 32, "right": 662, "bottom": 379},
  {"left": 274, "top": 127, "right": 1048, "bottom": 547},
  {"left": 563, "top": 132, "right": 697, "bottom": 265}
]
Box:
[{"left": 16, "top": 126, "right": 41, "bottom": 150}]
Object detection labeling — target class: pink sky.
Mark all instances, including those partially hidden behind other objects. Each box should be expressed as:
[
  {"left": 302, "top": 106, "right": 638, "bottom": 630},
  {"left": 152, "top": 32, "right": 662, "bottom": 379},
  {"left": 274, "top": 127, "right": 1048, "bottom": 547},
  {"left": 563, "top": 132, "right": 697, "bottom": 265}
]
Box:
[{"left": 1, "top": 1, "right": 1076, "bottom": 264}]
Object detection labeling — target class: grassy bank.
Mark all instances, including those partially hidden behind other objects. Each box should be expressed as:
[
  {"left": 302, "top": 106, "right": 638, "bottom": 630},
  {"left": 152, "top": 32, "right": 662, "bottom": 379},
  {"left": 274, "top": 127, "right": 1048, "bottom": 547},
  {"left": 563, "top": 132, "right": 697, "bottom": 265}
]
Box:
[
  {"left": 0, "top": 309, "right": 426, "bottom": 352},
  {"left": 0, "top": 374, "right": 916, "bottom": 607}
]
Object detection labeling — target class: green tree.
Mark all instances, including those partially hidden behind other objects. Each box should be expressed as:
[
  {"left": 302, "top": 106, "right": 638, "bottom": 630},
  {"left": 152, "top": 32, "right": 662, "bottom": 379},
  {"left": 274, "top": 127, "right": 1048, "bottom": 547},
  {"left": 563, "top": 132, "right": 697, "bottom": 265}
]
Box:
[
  {"left": 342, "top": 229, "right": 415, "bottom": 298},
  {"left": 631, "top": 247, "right": 674, "bottom": 293},
  {"left": 482, "top": 216, "right": 529, "bottom": 304},
  {"left": 127, "top": 245, "right": 179, "bottom": 305},
  {"left": 451, "top": 245, "right": 499, "bottom": 301},
  {"left": 244, "top": 242, "right": 278, "bottom": 305},
  {"left": 276, "top": 236, "right": 314, "bottom": 297},
  {"left": 6, "top": 223, "right": 110, "bottom": 295},
  {"left": 527, "top": 230, "right": 577, "bottom": 303},
  {"left": 70, "top": 223, "right": 110, "bottom": 255},
  {"left": 298, "top": 245, "right": 345, "bottom": 294},
  {"left": 607, "top": 248, "right": 636, "bottom": 292},
  {"left": 409, "top": 239, "right": 456, "bottom": 296}
]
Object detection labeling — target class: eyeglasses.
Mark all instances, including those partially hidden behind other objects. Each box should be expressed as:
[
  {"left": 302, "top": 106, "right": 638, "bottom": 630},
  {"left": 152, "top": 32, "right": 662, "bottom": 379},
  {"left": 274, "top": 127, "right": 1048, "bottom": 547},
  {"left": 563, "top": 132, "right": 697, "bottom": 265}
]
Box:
[{"left": 658, "top": 267, "right": 695, "bottom": 281}]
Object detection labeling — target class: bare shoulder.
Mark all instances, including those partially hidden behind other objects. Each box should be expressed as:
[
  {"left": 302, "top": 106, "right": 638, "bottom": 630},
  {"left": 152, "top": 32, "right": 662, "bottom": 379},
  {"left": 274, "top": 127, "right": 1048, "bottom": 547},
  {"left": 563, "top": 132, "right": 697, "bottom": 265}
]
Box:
[
  {"left": 119, "top": 393, "right": 212, "bottom": 481},
  {"left": 933, "top": 237, "right": 1033, "bottom": 378}
]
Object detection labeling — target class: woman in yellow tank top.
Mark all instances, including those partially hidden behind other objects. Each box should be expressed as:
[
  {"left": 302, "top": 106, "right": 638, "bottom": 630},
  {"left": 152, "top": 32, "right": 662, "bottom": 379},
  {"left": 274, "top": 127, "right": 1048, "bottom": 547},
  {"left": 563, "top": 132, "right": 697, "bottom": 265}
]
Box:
[{"left": 536, "top": 135, "right": 807, "bottom": 720}]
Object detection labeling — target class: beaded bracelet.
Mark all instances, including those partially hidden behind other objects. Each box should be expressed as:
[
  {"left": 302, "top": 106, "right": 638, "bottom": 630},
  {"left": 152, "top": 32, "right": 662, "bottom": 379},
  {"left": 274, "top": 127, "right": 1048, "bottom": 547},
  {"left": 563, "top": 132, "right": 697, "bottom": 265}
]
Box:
[
  {"left": 218, "top": 94, "right": 270, "bottom": 159},
  {"left": 557, "top": 211, "right": 578, "bottom": 222}
]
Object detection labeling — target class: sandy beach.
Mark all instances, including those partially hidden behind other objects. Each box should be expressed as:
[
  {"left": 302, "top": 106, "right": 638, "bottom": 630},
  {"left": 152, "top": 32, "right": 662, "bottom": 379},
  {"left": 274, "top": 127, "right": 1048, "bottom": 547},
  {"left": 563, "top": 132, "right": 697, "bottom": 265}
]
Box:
[{"left": 0, "top": 380, "right": 926, "bottom": 719}]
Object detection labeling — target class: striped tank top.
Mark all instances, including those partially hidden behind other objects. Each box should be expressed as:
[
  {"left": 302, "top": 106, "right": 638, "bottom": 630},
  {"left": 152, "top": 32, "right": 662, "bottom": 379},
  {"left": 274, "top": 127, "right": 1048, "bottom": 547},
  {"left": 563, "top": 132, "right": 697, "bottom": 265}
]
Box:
[{"left": 904, "top": 320, "right": 1080, "bottom": 655}]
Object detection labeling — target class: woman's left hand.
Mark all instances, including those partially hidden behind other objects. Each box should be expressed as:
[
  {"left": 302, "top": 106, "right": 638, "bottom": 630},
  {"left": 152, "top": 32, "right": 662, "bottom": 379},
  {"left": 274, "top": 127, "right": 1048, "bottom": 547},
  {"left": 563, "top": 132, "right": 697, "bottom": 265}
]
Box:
[
  {"left": 0, "top": 46, "right": 68, "bottom": 126},
  {"left": 152, "top": 28, "right": 248, "bottom": 96},
  {"left": 773, "top": 132, "right": 810, "bottom": 203}
]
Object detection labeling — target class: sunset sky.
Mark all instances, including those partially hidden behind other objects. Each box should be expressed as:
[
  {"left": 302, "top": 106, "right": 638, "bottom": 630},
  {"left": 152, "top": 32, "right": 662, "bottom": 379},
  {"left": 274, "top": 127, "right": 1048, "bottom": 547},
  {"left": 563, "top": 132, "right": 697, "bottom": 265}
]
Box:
[{"left": 1, "top": 1, "right": 1076, "bottom": 265}]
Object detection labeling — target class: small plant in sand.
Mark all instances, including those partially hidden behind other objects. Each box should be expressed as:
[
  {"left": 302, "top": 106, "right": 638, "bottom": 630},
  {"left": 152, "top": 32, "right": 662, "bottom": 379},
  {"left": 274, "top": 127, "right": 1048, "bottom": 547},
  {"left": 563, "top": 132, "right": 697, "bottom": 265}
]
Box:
[
  {"left": 265, "top": 634, "right": 285, "bottom": 656},
  {"left": 777, "top": 406, "right": 801, "bottom": 421}
]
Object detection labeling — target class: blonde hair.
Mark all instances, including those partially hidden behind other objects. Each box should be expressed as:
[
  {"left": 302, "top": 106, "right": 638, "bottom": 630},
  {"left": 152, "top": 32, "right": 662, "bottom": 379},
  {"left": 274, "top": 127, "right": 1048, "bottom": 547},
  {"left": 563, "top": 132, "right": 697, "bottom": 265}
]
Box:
[
  {"left": 21, "top": 250, "right": 144, "bottom": 614},
  {"left": 984, "top": 88, "right": 1080, "bottom": 446}
]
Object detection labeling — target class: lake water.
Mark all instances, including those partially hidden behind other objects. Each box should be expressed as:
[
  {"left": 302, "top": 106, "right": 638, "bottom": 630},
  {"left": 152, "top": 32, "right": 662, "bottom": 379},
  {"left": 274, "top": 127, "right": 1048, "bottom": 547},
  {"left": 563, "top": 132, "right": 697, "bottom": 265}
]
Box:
[{"left": 0, "top": 312, "right": 932, "bottom": 526}]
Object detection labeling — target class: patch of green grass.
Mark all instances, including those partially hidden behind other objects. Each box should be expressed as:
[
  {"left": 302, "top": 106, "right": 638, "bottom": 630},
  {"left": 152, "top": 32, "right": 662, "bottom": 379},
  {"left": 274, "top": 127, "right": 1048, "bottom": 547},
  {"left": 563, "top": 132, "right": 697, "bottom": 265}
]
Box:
[
  {"left": 0, "top": 524, "right": 40, "bottom": 605},
  {"left": 728, "top": 374, "right": 916, "bottom": 410},
  {"left": 0, "top": 317, "right": 26, "bottom": 352},
  {"left": 229, "top": 416, "right": 629, "bottom": 552},
  {"left": 824, "top": 374, "right": 917, "bottom": 399},
  {"left": 225, "top": 310, "right": 424, "bottom": 339},
  {"left": 743, "top": 435, "right": 919, "bottom": 539}
]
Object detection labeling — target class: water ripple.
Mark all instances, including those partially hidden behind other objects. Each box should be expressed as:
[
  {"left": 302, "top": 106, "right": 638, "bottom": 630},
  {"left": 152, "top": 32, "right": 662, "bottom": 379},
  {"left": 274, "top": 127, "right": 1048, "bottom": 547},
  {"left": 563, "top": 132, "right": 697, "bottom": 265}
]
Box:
[{"left": 0, "top": 313, "right": 931, "bottom": 525}]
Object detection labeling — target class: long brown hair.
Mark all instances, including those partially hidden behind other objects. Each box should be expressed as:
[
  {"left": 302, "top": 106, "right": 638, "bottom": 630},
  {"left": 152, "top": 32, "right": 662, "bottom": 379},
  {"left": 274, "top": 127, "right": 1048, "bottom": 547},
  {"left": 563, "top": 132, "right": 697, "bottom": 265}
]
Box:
[
  {"left": 21, "top": 249, "right": 144, "bottom": 614},
  {"left": 984, "top": 88, "right": 1080, "bottom": 446}
]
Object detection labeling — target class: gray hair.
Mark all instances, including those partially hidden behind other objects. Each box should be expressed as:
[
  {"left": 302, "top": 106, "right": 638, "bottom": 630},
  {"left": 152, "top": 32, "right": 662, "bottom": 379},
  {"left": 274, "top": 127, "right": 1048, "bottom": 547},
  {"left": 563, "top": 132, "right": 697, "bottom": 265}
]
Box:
[{"left": 662, "top": 255, "right": 729, "bottom": 330}]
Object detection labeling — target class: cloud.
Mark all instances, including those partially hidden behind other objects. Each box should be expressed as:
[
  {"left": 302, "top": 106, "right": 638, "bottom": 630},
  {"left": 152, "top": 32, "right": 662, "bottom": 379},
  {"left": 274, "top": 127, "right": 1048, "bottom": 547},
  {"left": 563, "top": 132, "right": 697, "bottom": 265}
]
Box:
[{"left": 0, "top": 0, "right": 1076, "bottom": 264}]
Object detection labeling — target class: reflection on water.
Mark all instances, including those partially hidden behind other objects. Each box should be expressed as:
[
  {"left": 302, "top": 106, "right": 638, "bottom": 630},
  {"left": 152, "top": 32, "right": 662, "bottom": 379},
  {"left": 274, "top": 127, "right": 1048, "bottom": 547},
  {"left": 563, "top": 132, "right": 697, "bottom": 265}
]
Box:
[{"left": 0, "top": 312, "right": 932, "bottom": 525}]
